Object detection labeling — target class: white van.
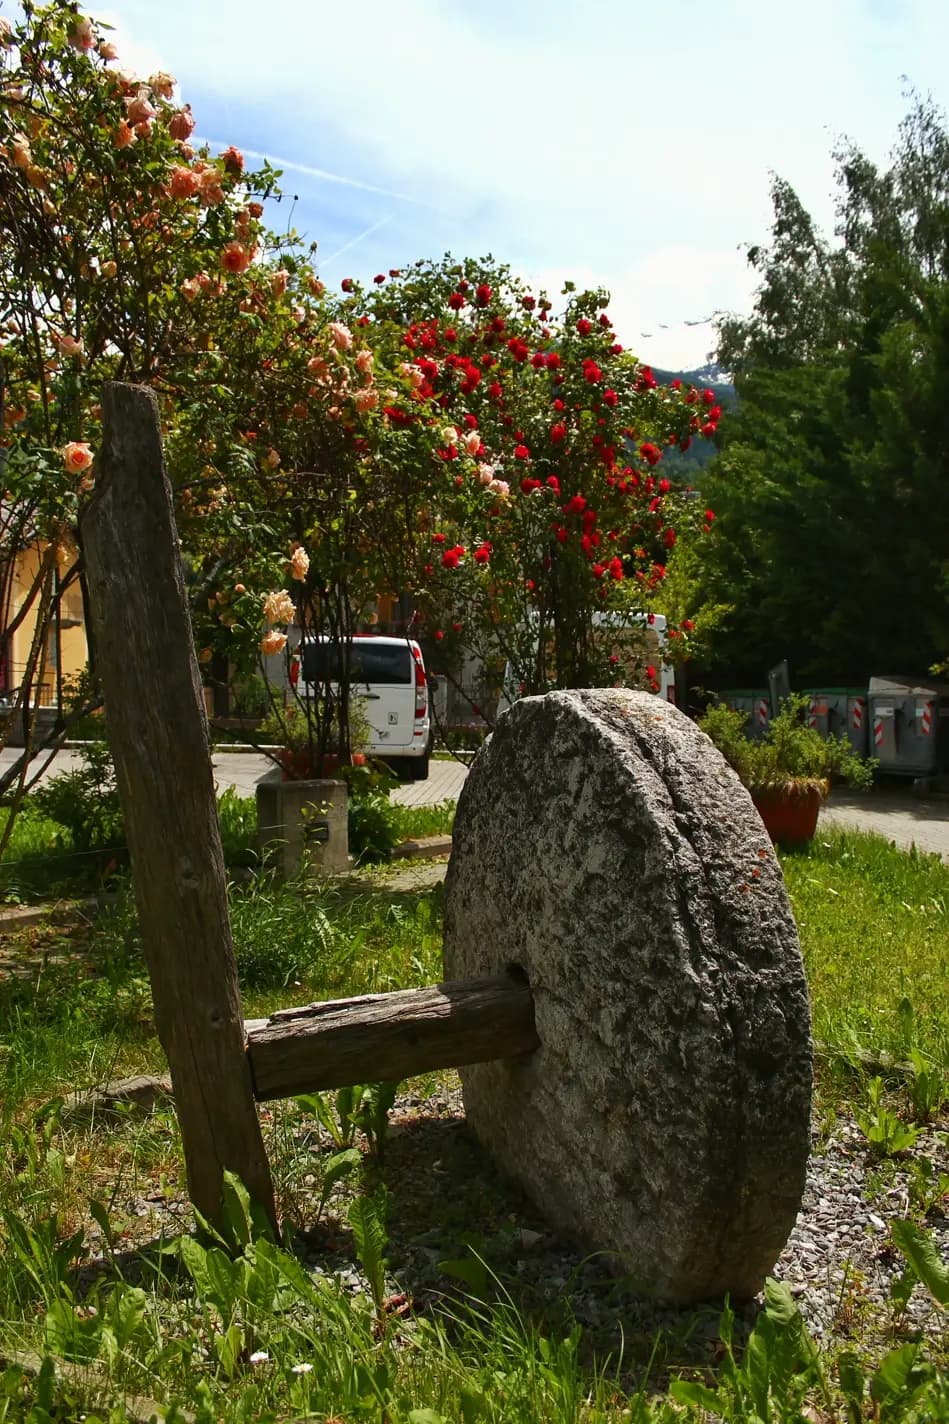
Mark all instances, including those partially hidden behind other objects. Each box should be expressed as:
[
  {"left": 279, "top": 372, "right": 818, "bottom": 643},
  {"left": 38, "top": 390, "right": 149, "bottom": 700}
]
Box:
[
  {"left": 299, "top": 635, "right": 433, "bottom": 780},
  {"left": 496, "top": 613, "right": 676, "bottom": 719}
]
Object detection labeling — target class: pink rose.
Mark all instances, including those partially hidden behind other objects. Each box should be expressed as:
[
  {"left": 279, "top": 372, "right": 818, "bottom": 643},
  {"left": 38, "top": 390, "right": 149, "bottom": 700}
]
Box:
[{"left": 327, "top": 321, "right": 352, "bottom": 351}]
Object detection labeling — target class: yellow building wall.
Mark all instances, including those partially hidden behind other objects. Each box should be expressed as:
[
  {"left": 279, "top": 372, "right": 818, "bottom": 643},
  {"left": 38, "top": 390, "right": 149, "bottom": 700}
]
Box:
[{"left": 4, "top": 541, "right": 88, "bottom": 704}]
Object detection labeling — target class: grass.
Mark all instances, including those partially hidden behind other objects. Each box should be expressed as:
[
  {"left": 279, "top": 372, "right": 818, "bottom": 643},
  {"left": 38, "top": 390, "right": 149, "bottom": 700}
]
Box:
[
  {"left": 0, "top": 828, "right": 946, "bottom": 1420},
  {"left": 780, "top": 827, "right": 949, "bottom": 1078},
  {"left": 0, "top": 790, "right": 458, "bottom": 904}
]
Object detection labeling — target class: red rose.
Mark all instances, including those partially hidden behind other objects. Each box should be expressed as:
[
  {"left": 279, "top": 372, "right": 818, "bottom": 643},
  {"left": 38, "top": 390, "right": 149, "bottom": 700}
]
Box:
[
  {"left": 602, "top": 389, "right": 618, "bottom": 407},
  {"left": 374, "top": 273, "right": 385, "bottom": 284},
  {"left": 473, "top": 542, "right": 492, "bottom": 564},
  {"left": 341, "top": 278, "right": 354, "bottom": 292},
  {"left": 448, "top": 292, "right": 465, "bottom": 310},
  {"left": 514, "top": 444, "right": 530, "bottom": 460},
  {"left": 576, "top": 318, "right": 592, "bottom": 336},
  {"left": 488, "top": 381, "right": 503, "bottom": 400},
  {"left": 640, "top": 443, "right": 661, "bottom": 466},
  {"left": 546, "top": 352, "right": 561, "bottom": 369},
  {"left": 555, "top": 525, "right": 568, "bottom": 543},
  {"left": 522, "top": 295, "right": 536, "bottom": 310},
  {"left": 563, "top": 494, "right": 586, "bottom": 515},
  {"left": 550, "top": 422, "right": 566, "bottom": 443},
  {"left": 476, "top": 284, "right": 492, "bottom": 305},
  {"left": 583, "top": 362, "right": 602, "bottom": 384}
]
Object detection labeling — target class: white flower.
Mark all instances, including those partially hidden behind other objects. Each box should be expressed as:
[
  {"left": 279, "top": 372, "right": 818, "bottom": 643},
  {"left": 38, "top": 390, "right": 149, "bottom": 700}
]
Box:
[
  {"left": 291, "top": 1361, "right": 314, "bottom": 1375},
  {"left": 249, "top": 1349, "right": 270, "bottom": 1365}
]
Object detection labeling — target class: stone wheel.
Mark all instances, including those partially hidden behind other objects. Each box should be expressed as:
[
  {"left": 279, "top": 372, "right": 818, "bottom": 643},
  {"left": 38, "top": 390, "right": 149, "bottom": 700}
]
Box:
[{"left": 443, "top": 689, "right": 812, "bottom": 1305}]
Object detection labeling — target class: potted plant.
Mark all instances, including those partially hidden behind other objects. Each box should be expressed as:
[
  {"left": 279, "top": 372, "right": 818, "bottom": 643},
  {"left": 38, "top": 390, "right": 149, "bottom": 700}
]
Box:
[
  {"left": 258, "top": 696, "right": 371, "bottom": 782},
  {"left": 699, "top": 694, "right": 875, "bottom": 845}
]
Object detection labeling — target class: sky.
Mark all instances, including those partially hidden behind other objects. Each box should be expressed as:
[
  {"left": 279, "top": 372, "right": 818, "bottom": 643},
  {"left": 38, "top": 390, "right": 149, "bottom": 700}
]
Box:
[{"left": 83, "top": 0, "right": 949, "bottom": 370}]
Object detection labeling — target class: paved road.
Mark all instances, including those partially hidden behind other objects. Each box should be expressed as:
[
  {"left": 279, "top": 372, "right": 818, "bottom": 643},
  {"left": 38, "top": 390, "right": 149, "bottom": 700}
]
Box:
[
  {"left": 0, "top": 745, "right": 471, "bottom": 810},
  {"left": 2, "top": 747, "right": 947, "bottom": 860}
]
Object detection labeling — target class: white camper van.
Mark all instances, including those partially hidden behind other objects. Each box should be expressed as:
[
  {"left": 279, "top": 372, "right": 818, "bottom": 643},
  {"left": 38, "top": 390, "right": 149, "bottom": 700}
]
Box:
[{"left": 495, "top": 612, "right": 675, "bottom": 719}]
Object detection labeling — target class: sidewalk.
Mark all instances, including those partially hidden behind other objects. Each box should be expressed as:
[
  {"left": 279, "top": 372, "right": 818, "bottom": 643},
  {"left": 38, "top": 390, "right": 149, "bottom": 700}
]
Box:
[{"left": 821, "top": 786, "right": 949, "bottom": 862}]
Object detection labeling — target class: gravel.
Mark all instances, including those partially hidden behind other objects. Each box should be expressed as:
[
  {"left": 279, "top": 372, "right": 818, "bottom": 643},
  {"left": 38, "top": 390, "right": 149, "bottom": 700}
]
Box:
[
  {"left": 77, "top": 1084, "right": 948, "bottom": 1374},
  {"left": 294, "top": 1086, "right": 948, "bottom": 1366}
]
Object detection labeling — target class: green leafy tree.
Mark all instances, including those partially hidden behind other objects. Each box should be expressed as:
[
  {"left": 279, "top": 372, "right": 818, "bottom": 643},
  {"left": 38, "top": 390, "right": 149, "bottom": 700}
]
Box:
[{"left": 698, "top": 96, "right": 949, "bottom": 684}]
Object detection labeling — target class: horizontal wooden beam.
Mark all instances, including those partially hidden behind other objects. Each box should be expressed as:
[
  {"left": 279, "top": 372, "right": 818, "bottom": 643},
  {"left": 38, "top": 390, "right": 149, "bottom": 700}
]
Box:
[{"left": 245, "top": 972, "right": 538, "bottom": 1101}]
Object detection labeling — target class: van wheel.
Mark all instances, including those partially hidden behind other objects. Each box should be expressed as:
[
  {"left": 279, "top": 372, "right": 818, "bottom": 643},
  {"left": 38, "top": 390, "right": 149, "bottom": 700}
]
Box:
[{"left": 410, "top": 751, "right": 430, "bottom": 782}]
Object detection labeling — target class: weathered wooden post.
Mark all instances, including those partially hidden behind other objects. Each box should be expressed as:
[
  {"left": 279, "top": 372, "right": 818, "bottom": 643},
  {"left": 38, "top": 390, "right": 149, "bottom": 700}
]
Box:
[{"left": 81, "top": 382, "right": 276, "bottom": 1232}]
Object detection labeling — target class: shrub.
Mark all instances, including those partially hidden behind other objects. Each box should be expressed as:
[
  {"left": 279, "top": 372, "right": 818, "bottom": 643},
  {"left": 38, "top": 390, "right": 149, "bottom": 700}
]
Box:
[{"left": 699, "top": 694, "right": 875, "bottom": 793}]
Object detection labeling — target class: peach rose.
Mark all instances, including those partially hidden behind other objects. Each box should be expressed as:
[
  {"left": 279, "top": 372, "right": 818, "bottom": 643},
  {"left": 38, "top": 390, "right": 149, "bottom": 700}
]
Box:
[
  {"left": 10, "top": 133, "right": 31, "bottom": 169},
  {"left": 125, "top": 91, "right": 157, "bottom": 127},
  {"left": 63, "top": 441, "right": 93, "bottom": 473},
  {"left": 167, "top": 106, "right": 195, "bottom": 141},
  {"left": 55, "top": 334, "right": 84, "bottom": 359},
  {"left": 289, "top": 546, "right": 310, "bottom": 581},
  {"left": 149, "top": 71, "right": 176, "bottom": 99},
  {"left": 69, "top": 17, "right": 94, "bottom": 51},
  {"left": 260, "top": 629, "right": 288, "bottom": 656},
  {"left": 114, "top": 121, "right": 134, "bottom": 149},
  {"left": 353, "top": 387, "right": 378, "bottom": 413},
  {"left": 263, "top": 589, "right": 295, "bottom": 624},
  {"left": 463, "top": 430, "right": 481, "bottom": 456},
  {"left": 221, "top": 242, "right": 254, "bottom": 275},
  {"left": 169, "top": 165, "right": 199, "bottom": 200}
]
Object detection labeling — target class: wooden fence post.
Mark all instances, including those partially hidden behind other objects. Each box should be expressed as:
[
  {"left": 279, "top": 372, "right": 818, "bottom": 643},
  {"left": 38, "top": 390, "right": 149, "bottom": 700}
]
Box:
[{"left": 81, "top": 382, "right": 276, "bottom": 1232}]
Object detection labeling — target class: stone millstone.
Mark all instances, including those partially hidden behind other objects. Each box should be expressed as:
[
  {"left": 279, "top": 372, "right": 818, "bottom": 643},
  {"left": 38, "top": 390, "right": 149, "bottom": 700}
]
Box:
[{"left": 443, "top": 690, "right": 812, "bottom": 1305}]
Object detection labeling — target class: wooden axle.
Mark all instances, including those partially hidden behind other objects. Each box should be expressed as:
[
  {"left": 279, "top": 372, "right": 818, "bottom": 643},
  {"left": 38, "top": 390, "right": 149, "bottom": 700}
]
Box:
[{"left": 245, "top": 971, "right": 539, "bottom": 1102}]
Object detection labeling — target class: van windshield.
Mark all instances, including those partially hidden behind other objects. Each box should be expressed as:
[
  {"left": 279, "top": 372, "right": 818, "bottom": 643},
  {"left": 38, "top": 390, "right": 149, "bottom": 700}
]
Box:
[{"left": 301, "top": 641, "right": 413, "bottom": 686}]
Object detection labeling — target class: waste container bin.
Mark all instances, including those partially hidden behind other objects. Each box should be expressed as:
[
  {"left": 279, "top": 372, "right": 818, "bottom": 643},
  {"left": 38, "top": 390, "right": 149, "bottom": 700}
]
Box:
[
  {"left": 803, "top": 687, "right": 869, "bottom": 757},
  {"left": 719, "top": 689, "right": 771, "bottom": 741},
  {"left": 867, "top": 676, "right": 949, "bottom": 777}
]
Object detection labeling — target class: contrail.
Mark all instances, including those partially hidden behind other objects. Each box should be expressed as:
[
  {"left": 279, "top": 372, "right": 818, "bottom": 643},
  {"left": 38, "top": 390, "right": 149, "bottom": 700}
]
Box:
[
  {"left": 197, "top": 138, "right": 435, "bottom": 209},
  {"left": 321, "top": 214, "right": 394, "bottom": 267}
]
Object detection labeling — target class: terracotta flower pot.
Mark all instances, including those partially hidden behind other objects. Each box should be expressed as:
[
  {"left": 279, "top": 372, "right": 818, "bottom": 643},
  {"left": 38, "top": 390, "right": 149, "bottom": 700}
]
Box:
[
  {"left": 750, "top": 780, "right": 828, "bottom": 847},
  {"left": 277, "top": 749, "right": 366, "bottom": 781}
]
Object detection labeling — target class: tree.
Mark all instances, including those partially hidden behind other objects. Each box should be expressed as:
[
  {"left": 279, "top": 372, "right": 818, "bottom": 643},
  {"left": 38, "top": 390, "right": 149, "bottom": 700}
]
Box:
[{"left": 697, "top": 97, "right": 949, "bottom": 685}]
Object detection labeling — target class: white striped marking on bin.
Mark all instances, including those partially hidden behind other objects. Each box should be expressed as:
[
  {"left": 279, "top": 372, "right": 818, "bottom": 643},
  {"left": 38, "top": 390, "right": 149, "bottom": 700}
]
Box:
[
  {"left": 756, "top": 698, "right": 770, "bottom": 729},
  {"left": 919, "top": 700, "right": 934, "bottom": 737},
  {"left": 852, "top": 698, "right": 865, "bottom": 731}
]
